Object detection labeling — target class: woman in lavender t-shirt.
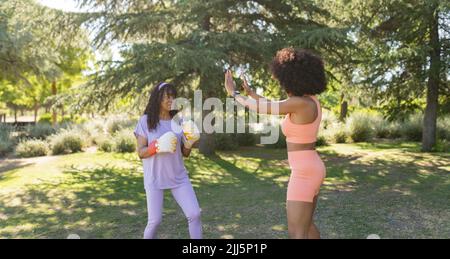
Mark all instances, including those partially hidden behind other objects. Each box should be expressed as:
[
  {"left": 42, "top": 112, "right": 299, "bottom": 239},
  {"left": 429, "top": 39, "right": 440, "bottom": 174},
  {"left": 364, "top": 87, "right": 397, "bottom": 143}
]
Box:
[{"left": 134, "top": 82, "right": 202, "bottom": 239}]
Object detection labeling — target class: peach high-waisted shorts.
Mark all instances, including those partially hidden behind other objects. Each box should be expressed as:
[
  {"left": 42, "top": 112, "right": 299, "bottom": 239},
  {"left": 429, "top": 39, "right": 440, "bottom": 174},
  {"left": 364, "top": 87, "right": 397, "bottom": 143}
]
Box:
[{"left": 287, "top": 150, "right": 326, "bottom": 203}]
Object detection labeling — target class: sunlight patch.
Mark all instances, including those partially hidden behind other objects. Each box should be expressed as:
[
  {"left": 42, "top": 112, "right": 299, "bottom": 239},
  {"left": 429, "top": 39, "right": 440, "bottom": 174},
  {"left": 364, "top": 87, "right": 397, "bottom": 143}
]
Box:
[
  {"left": 271, "top": 225, "right": 286, "bottom": 231},
  {"left": 122, "top": 209, "right": 137, "bottom": 216},
  {"left": 217, "top": 225, "right": 226, "bottom": 231},
  {"left": 0, "top": 212, "right": 8, "bottom": 220}
]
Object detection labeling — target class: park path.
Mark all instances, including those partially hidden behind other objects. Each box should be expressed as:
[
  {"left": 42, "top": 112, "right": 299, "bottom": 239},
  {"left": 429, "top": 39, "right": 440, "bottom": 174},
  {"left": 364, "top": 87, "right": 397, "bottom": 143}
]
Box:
[
  {"left": 0, "top": 156, "right": 58, "bottom": 174},
  {"left": 0, "top": 147, "right": 98, "bottom": 174}
]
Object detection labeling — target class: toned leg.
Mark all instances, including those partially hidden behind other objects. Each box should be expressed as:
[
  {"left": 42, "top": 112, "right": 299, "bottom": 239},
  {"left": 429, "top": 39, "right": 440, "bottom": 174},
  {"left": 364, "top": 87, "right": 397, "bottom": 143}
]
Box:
[
  {"left": 287, "top": 200, "right": 315, "bottom": 239},
  {"left": 308, "top": 195, "right": 321, "bottom": 239}
]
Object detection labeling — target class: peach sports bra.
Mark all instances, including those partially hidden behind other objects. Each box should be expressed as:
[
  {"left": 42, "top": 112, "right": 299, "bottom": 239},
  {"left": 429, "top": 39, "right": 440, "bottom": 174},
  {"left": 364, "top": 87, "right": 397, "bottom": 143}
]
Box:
[{"left": 281, "top": 95, "right": 322, "bottom": 144}]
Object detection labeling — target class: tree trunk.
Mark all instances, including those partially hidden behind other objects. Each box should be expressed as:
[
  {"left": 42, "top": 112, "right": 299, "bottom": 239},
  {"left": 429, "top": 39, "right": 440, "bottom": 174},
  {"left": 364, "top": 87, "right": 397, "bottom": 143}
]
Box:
[
  {"left": 34, "top": 106, "right": 38, "bottom": 123},
  {"left": 14, "top": 108, "right": 17, "bottom": 123},
  {"left": 199, "top": 108, "right": 216, "bottom": 155},
  {"left": 339, "top": 93, "right": 348, "bottom": 121},
  {"left": 422, "top": 10, "right": 440, "bottom": 152},
  {"left": 198, "top": 76, "right": 216, "bottom": 156},
  {"left": 199, "top": 131, "right": 216, "bottom": 155},
  {"left": 51, "top": 81, "right": 57, "bottom": 127},
  {"left": 198, "top": 14, "right": 216, "bottom": 156}
]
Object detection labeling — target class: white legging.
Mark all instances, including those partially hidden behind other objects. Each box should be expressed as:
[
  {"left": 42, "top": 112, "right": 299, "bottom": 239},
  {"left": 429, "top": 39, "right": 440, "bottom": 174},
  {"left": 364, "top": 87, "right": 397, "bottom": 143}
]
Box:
[{"left": 144, "top": 182, "right": 202, "bottom": 239}]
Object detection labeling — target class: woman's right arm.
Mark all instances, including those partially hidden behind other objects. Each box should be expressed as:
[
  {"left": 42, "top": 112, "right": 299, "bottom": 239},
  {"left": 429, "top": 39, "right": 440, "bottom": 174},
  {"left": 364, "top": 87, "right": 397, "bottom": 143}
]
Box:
[{"left": 136, "top": 135, "right": 155, "bottom": 159}]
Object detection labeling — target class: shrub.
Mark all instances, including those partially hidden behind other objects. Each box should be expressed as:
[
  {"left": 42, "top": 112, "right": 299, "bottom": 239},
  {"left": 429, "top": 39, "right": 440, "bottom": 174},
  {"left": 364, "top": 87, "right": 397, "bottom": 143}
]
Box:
[
  {"left": 78, "top": 120, "right": 106, "bottom": 146},
  {"left": 386, "top": 122, "right": 402, "bottom": 139},
  {"left": 321, "top": 110, "right": 339, "bottom": 130},
  {"left": 106, "top": 116, "right": 136, "bottom": 134},
  {"left": 113, "top": 129, "right": 136, "bottom": 153},
  {"left": 400, "top": 113, "right": 423, "bottom": 141},
  {"left": 215, "top": 133, "right": 239, "bottom": 151},
  {"left": 236, "top": 131, "right": 257, "bottom": 147},
  {"left": 333, "top": 127, "right": 348, "bottom": 144},
  {"left": 98, "top": 137, "right": 115, "bottom": 152},
  {"left": 437, "top": 116, "right": 450, "bottom": 141},
  {"left": 372, "top": 115, "right": 391, "bottom": 139},
  {"left": 50, "top": 130, "right": 84, "bottom": 155},
  {"left": 16, "top": 139, "right": 49, "bottom": 158},
  {"left": 316, "top": 134, "right": 328, "bottom": 147},
  {"left": 346, "top": 112, "right": 374, "bottom": 143},
  {"left": 323, "top": 122, "right": 347, "bottom": 144},
  {"left": 38, "top": 113, "right": 52, "bottom": 124},
  {"left": 434, "top": 140, "right": 450, "bottom": 153},
  {"left": 26, "top": 123, "right": 56, "bottom": 140},
  {"left": 0, "top": 124, "right": 14, "bottom": 156},
  {"left": 60, "top": 115, "right": 74, "bottom": 124},
  {"left": 264, "top": 126, "right": 287, "bottom": 149}
]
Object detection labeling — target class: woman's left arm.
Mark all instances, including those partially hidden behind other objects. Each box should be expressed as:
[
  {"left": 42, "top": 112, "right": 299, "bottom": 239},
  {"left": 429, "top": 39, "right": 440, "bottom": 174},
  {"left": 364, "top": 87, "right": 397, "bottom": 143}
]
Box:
[
  {"left": 181, "top": 145, "right": 192, "bottom": 157},
  {"left": 234, "top": 95, "right": 303, "bottom": 115}
]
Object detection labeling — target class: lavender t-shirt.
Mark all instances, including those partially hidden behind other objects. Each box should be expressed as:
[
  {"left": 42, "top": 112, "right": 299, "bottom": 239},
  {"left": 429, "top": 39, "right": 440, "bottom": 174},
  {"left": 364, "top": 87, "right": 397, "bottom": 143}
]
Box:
[{"left": 134, "top": 115, "right": 190, "bottom": 190}]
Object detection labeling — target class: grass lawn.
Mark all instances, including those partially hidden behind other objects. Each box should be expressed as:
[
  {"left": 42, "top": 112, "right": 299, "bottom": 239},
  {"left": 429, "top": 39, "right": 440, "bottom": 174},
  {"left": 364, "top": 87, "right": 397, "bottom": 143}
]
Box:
[{"left": 0, "top": 142, "right": 449, "bottom": 239}]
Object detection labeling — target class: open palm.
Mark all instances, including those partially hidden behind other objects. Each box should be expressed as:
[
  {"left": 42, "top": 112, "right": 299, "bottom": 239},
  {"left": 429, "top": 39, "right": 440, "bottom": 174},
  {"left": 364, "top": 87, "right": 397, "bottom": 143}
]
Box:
[{"left": 224, "top": 70, "right": 236, "bottom": 96}]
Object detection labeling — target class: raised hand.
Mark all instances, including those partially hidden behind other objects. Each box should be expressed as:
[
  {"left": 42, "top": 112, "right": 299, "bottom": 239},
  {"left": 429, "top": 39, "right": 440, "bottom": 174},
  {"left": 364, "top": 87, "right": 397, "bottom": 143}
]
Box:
[
  {"left": 224, "top": 70, "right": 237, "bottom": 96},
  {"left": 240, "top": 74, "right": 254, "bottom": 96}
]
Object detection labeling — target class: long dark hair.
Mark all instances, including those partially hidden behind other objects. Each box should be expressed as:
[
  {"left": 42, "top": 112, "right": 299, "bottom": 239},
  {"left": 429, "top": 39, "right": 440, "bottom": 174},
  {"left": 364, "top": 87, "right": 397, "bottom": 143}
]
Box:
[{"left": 144, "top": 82, "right": 178, "bottom": 131}]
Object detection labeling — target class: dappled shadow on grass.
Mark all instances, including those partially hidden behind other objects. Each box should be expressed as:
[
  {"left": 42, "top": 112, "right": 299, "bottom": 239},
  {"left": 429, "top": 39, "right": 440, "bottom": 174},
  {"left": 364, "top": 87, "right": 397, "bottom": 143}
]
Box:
[
  {"left": 0, "top": 160, "right": 34, "bottom": 175},
  {"left": 0, "top": 152, "right": 290, "bottom": 239},
  {"left": 0, "top": 164, "right": 147, "bottom": 239},
  {"left": 182, "top": 152, "right": 289, "bottom": 239},
  {"left": 1, "top": 146, "right": 448, "bottom": 239},
  {"left": 216, "top": 146, "right": 450, "bottom": 238},
  {"left": 354, "top": 141, "right": 450, "bottom": 156},
  {"left": 317, "top": 148, "right": 450, "bottom": 239},
  {"left": 354, "top": 141, "right": 422, "bottom": 151},
  {"left": 221, "top": 147, "right": 288, "bottom": 160},
  {"left": 319, "top": 148, "right": 449, "bottom": 194}
]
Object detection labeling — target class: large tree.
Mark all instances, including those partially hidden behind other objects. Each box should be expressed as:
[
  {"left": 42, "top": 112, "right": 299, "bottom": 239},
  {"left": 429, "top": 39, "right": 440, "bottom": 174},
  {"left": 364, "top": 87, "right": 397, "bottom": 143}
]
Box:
[
  {"left": 341, "top": 0, "right": 449, "bottom": 151},
  {"left": 71, "top": 0, "right": 349, "bottom": 154},
  {"left": 0, "top": 0, "right": 92, "bottom": 125},
  {"left": 0, "top": 0, "right": 63, "bottom": 84}
]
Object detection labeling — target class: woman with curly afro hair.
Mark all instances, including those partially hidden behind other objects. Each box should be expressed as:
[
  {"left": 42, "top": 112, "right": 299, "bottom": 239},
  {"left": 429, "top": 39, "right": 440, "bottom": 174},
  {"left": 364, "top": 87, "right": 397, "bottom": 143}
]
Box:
[{"left": 225, "top": 48, "right": 327, "bottom": 239}]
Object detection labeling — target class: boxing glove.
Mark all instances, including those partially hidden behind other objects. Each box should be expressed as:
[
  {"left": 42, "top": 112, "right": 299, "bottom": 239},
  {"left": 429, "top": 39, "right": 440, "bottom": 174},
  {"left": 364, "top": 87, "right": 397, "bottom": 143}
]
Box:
[
  {"left": 148, "top": 131, "right": 178, "bottom": 155},
  {"left": 181, "top": 120, "right": 200, "bottom": 149}
]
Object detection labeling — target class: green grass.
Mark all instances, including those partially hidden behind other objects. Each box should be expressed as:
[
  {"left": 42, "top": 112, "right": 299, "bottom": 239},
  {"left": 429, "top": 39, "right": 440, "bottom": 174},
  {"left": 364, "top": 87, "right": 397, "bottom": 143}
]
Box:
[{"left": 0, "top": 143, "right": 449, "bottom": 239}]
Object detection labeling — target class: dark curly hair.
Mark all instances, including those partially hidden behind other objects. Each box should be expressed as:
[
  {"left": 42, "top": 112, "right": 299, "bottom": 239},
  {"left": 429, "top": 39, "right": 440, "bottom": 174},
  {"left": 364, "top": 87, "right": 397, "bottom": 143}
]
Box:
[
  {"left": 270, "top": 48, "right": 327, "bottom": 97},
  {"left": 144, "top": 82, "right": 178, "bottom": 131}
]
